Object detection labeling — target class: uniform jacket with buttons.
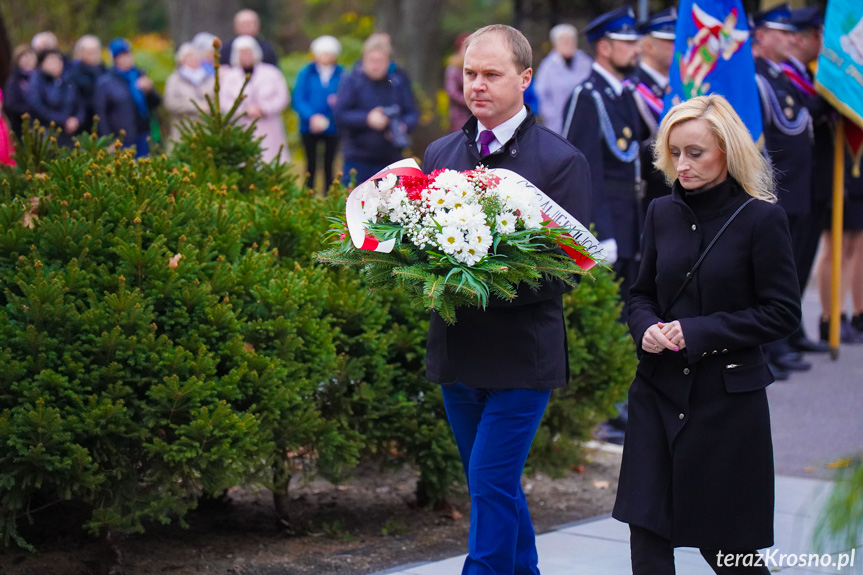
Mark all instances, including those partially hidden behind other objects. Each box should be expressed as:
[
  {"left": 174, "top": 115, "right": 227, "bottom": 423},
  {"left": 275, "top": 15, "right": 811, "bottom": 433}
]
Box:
[
  {"left": 422, "top": 109, "right": 592, "bottom": 390},
  {"left": 633, "top": 65, "right": 672, "bottom": 210},
  {"left": 756, "top": 57, "right": 814, "bottom": 216},
  {"left": 563, "top": 70, "right": 646, "bottom": 259},
  {"left": 613, "top": 178, "right": 800, "bottom": 549}
]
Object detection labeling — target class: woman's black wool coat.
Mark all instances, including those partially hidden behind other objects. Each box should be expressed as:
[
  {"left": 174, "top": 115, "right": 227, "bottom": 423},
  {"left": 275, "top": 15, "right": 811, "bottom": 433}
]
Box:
[{"left": 612, "top": 178, "right": 801, "bottom": 550}]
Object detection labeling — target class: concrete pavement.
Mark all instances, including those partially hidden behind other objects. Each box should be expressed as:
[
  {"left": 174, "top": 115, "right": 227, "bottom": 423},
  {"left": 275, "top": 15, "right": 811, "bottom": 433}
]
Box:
[{"left": 374, "top": 285, "right": 863, "bottom": 574}]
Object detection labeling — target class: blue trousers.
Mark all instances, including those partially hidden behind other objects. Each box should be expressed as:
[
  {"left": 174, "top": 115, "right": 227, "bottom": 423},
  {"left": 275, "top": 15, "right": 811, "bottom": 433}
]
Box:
[{"left": 442, "top": 382, "right": 551, "bottom": 575}]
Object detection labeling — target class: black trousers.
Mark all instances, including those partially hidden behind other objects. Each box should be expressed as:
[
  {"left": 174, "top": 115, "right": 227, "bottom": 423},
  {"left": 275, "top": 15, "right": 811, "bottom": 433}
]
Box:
[
  {"left": 630, "top": 525, "right": 770, "bottom": 575},
  {"left": 787, "top": 207, "right": 828, "bottom": 342},
  {"left": 301, "top": 133, "right": 339, "bottom": 194}
]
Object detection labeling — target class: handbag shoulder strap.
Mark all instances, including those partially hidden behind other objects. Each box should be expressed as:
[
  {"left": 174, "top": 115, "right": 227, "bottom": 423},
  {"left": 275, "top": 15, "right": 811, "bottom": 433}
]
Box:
[{"left": 661, "top": 197, "right": 755, "bottom": 317}]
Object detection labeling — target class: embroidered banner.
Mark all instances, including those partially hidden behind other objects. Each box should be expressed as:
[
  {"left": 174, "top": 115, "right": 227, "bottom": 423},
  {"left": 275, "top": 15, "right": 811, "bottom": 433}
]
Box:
[
  {"left": 666, "top": 0, "right": 763, "bottom": 142},
  {"left": 815, "top": 0, "right": 863, "bottom": 129}
]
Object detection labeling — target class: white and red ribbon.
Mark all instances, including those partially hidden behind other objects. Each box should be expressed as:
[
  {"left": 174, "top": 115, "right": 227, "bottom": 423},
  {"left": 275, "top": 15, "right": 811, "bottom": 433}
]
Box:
[{"left": 345, "top": 159, "right": 607, "bottom": 269}]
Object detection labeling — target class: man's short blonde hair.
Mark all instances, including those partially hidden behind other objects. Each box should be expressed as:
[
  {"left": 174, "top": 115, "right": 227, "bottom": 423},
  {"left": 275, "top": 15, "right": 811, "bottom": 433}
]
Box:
[{"left": 466, "top": 24, "right": 532, "bottom": 72}]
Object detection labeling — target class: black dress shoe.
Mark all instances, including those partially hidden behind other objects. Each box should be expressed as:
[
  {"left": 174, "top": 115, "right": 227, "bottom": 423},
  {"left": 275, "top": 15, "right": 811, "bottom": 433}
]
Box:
[
  {"left": 767, "top": 361, "right": 790, "bottom": 381},
  {"left": 772, "top": 352, "right": 812, "bottom": 372},
  {"left": 852, "top": 313, "right": 863, "bottom": 333},
  {"left": 789, "top": 337, "right": 831, "bottom": 353}
]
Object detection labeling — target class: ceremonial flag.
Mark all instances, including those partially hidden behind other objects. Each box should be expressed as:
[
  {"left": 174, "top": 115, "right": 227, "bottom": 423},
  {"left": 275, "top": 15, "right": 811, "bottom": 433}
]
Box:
[
  {"left": 665, "top": 0, "right": 763, "bottom": 142},
  {"left": 816, "top": 0, "right": 863, "bottom": 129}
]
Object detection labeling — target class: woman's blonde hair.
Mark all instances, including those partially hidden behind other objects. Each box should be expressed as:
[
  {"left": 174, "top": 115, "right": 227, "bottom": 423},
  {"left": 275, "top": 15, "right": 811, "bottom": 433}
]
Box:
[{"left": 654, "top": 94, "right": 776, "bottom": 202}]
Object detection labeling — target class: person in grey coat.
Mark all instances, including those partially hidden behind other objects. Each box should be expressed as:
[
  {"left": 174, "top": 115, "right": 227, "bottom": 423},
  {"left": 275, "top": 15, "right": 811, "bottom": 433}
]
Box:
[
  {"left": 613, "top": 94, "right": 800, "bottom": 574},
  {"left": 534, "top": 23, "right": 592, "bottom": 134}
]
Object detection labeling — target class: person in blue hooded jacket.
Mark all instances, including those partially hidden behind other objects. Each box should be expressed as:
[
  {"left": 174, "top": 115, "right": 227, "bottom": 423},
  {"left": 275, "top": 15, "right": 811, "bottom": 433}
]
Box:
[
  {"left": 95, "top": 38, "right": 162, "bottom": 157},
  {"left": 293, "top": 35, "right": 344, "bottom": 193}
]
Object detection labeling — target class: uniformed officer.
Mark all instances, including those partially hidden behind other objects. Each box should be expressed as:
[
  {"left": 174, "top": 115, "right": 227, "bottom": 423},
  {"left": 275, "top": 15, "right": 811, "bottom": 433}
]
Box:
[
  {"left": 563, "top": 6, "right": 646, "bottom": 317},
  {"left": 781, "top": 6, "right": 834, "bottom": 352},
  {"left": 634, "top": 7, "right": 677, "bottom": 215},
  {"left": 752, "top": 3, "right": 814, "bottom": 374}
]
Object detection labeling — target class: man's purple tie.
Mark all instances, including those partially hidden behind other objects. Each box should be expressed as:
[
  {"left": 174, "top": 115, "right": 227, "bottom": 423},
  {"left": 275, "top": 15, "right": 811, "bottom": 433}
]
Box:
[{"left": 479, "top": 130, "right": 496, "bottom": 156}]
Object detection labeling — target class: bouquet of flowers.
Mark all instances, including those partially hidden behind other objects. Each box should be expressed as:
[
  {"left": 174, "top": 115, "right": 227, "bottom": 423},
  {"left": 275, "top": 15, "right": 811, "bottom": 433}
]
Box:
[{"left": 317, "top": 159, "right": 605, "bottom": 324}]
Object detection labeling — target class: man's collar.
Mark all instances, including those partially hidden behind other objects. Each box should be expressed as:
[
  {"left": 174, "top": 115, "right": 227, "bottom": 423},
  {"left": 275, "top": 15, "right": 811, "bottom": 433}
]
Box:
[
  {"left": 592, "top": 61, "right": 624, "bottom": 95},
  {"left": 638, "top": 62, "right": 668, "bottom": 88},
  {"left": 476, "top": 106, "right": 528, "bottom": 148}
]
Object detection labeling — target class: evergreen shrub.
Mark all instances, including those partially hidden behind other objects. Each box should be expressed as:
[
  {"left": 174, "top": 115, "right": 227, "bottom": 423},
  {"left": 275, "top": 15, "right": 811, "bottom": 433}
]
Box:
[{"left": 0, "top": 87, "right": 634, "bottom": 549}]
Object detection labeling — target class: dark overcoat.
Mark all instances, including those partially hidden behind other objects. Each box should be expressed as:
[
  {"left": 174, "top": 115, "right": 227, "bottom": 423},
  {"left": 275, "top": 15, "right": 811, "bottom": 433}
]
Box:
[
  {"left": 26, "top": 70, "right": 85, "bottom": 147},
  {"left": 612, "top": 178, "right": 801, "bottom": 549},
  {"left": 94, "top": 69, "right": 162, "bottom": 146},
  {"left": 423, "top": 109, "right": 592, "bottom": 390},
  {"left": 332, "top": 65, "right": 418, "bottom": 165}
]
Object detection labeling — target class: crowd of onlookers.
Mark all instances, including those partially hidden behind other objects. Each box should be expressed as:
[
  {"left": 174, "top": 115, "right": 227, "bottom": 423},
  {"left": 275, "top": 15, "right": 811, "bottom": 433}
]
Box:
[{"left": 0, "top": 9, "right": 426, "bottom": 193}]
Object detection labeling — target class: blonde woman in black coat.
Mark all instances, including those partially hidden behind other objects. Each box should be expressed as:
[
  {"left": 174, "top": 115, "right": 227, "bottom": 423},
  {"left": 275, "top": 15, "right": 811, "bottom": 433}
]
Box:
[{"left": 612, "top": 94, "right": 801, "bottom": 574}]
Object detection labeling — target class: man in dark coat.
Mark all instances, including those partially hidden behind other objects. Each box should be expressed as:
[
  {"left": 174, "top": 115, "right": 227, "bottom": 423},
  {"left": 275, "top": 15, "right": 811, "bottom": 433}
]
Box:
[
  {"left": 753, "top": 4, "right": 817, "bottom": 374},
  {"left": 563, "top": 6, "right": 647, "bottom": 320},
  {"left": 633, "top": 8, "right": 676, "bottom": 214},
  {"left": 423, "top": 24, "right": 591, "bottom": 574},
  {"left": 69, "top": 35, "right": 107, "bottom": 135},
  {"left": 95, "top": 38, "right": 162, "bottom": 157},
  {"left": 333, "top": 34, "right": 418, "bottom": 186},
  {"left": 219, "top": 9, "right": 278, "bottom": 67},
  {"left": 26, "top": 49, "right": 85, "bottom": 148}
]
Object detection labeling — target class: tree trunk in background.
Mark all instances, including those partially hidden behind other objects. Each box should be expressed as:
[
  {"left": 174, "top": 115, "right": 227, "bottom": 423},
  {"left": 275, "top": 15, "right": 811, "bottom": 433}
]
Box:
[
  {"left": 375, "top": 0, "right": 446, "bottom": 158},
  {"left": 163, "top": 0, "right": 242, "bottom": 47},
  {"left": 0, "top": 8, "right": 12, "bottom": 86},
  {"left": 375, "top": 0, "right": 445, "bottom": 95}
]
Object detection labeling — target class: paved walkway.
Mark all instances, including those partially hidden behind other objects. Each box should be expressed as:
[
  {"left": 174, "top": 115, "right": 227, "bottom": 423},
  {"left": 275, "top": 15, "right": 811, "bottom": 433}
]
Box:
[
  {"left": 375, "top": 284, "right": 863, "bottom": 574},
  {"left": 377, "top": 475, "right": 860, "bottom": 574}
]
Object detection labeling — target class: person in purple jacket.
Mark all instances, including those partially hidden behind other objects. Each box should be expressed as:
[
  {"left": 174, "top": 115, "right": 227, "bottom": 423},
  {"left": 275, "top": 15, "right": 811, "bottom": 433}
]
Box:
[{"left": 293, "top": 35, "right": 344, "bottom": 193}]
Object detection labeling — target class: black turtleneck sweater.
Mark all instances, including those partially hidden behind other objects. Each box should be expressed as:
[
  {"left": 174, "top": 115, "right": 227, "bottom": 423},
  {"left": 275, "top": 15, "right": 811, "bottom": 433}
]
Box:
[{"left": 678, "top": 177, "right": 749, "bottom": 252}]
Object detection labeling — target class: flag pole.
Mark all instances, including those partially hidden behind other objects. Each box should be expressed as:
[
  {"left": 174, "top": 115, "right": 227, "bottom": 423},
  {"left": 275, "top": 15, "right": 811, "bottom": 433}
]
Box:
[{"left": 829, "top": 118, "right": 845, "bottom": 359}]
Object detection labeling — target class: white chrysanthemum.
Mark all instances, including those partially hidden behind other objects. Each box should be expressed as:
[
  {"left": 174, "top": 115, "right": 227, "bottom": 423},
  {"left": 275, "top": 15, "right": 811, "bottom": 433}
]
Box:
[
  {"left": 362, "top": 188, "right": 383, "bottom": 222},
  {"left": 427, "top": 188, "right": 448, "bottom": 211},
  {"left": 436, "top": 226, "right": 466, "bottom": 255},
  {"left": 444, "top": 186, "right": 474, "bottom": 209},
  {"left": 520, "top": 209, "right": 543, "bottom": 230},
  {"left": 495, "top": 212, "right": 517, "bottom": 234},
  {"left": 448, "top": 204, "right": 486, "bottom": 229},
  {"left": 494, "top": 178, "right": 524, "bottom": 206},
  {"left": 377, "top": 172, "right": 398, "bottom": 191},
  {"left": 454, "top": 244, "right": 485, "bottom": 266},
  {"left": 468, "top": 225, "right": 493, "bottom": 251},
  {"left": 431, "top": 170, "right": 470, "bottom": 192}
]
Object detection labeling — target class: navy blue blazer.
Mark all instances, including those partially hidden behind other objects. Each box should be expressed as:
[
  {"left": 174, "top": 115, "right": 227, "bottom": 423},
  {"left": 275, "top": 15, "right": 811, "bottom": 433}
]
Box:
[
  {"left": 563, "top": 70, "right": 645, "bottom": 259},
  {"left": 756, "top": 57, "right": 814, "bottom": 216},
  {"left": 422, "top": 109, "right": 591, "bottom": 390}
]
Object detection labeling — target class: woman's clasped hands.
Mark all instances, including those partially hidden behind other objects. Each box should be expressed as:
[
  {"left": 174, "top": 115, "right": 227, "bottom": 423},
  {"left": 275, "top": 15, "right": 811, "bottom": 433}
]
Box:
[{"left": 642, "top": 321, "right": 686, "bottom": 354}]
